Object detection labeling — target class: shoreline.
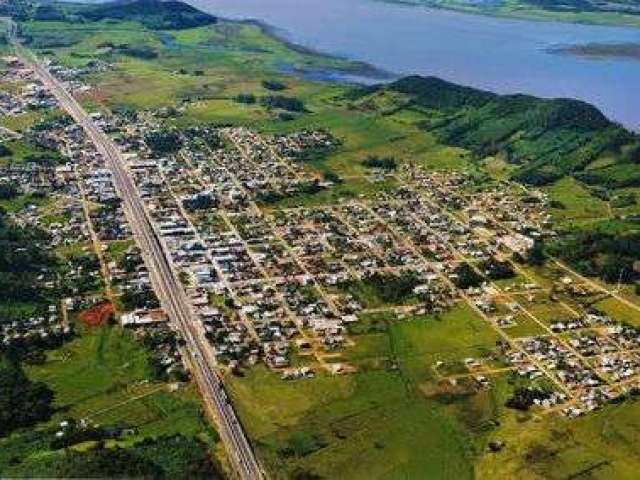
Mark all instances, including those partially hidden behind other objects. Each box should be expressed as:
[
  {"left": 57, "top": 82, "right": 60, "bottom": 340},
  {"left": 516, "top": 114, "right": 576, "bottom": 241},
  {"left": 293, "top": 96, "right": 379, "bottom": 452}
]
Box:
[
  {"left": 375, "top": 0, "right": 640, "bottom": 29},
  {"left": 231, "top": 18, "right": 397, "bottom": 83},
  {"left": 547, "top": 42, "right": 640, "bottom": 61}
]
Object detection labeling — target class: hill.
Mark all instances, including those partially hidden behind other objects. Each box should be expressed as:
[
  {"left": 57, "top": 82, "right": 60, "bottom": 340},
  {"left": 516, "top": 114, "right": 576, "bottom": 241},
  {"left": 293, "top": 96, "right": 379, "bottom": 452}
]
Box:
[
  {"left": 350, "top": 75, "right": 640, "bottom": 187},
  {"left": 78, "top": 0, "right": 218, "bottom": 30}
]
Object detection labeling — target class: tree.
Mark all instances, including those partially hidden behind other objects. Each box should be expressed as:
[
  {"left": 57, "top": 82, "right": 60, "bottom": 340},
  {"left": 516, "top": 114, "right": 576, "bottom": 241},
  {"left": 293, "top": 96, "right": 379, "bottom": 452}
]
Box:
[
  {"left": 452, "top": 263, "right": 485, "bottom": 289},
  {"left": 0, "top": 357, "right": 54, "bottom": 437},
  {"left": 262, "top": 79, "right": 287, "bottom": 91},
  {"left": 527, "top": 239, "right": 546, "bottom": 266},
  {"left": 0, "top": 182, "right": 18, "bottom": 200},
  {"left": 235, "top": 93, "right": 256, "bottom": 104},
  {"left": 58, "top": 446, "right": 162, "bottom": 478},
  {"left": 0, "top": 144, "right": 12, "bottom": 157}
]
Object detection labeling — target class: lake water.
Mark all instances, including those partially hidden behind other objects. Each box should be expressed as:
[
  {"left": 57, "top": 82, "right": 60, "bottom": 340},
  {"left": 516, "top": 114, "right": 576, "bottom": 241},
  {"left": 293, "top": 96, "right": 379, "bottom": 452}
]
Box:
[{"left": 187, "top": 0, "right": 640, "bottom": 129}]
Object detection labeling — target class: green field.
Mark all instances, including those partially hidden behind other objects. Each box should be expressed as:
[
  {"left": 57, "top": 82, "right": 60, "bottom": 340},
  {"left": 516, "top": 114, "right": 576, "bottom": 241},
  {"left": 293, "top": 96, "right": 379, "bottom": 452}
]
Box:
[
  {"left": 0, "top": 324, "right": 222, "bottom": 477},
  {"left": 227, "top": 305, "right": 507, "bottom": 479}
]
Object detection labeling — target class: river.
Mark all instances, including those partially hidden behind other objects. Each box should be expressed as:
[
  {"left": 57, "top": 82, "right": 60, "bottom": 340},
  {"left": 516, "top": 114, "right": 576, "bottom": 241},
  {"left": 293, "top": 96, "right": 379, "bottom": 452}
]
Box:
[{"left": 187, "top": 0, "right": 640, "bottom": 129}]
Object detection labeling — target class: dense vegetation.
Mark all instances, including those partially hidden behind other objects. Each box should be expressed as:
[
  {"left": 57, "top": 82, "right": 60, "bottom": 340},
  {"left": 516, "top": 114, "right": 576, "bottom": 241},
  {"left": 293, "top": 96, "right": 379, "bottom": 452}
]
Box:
[
  {"left": 363, "top": 155, "right": 397, "bottom": 170},
  {"left": 549, "top": 226, "right": 640, "bottom": 283},
  {"left": 505, "top": 386, "right": 551, "bottom": 411},
  {"left": 0, "top": 357, "right": 54, "bottom": 437},
  {"left": 0, "top": 183, "right": 19, "bottom": 200},
  {"left": 0, "top": 145, "right": 12, "bottom": 157},
  {"left": 121, "top": 286, "right": 160, "bottom": 311},
  {"left": 144, "top": 129, "right": 183, "bottom": 155},
  {"left": 480, "top": 257, "right": 516, "bottom": 280},
  {"left": 0, "top": 214, "right": 55, "bottom": 303},
  {"left": 352, "top": 76, "right": 640, "bottom": 187},
  {"left": 28, "top": 434, "right": 223, "bottom": 478},
  {"left": 452, "top": 263, "right": 485, "bottom": 289},
  {"left": 78, "top": 0, "right": 218, "bottom": 30},
  {"left": 345, "top": 271, "right": 421, "bottom": 305},
  {"left": 524, "top": 0, "right": 640, "bottom": 15},
  {"left": 260, "top": 95, "right": 306, "bottom": 112},
  {"left": 262, "top": 80, "right": 287, "bottom": 91}
]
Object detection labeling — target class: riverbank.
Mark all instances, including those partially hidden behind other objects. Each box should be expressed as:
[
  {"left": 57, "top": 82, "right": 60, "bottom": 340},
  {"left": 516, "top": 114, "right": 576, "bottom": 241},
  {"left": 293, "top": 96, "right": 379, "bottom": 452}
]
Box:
[
  {"left": 548, "top": 42, "right": 640, "bottom": 61},
  {"left": 380, "top": 0, "right": 640, "bottom": 29},
  {"left": 236, "top": 18, "right": 395, "bottom": 83},
  {"left": 187, "top": 0, "right": 640, "bottom": 130}
]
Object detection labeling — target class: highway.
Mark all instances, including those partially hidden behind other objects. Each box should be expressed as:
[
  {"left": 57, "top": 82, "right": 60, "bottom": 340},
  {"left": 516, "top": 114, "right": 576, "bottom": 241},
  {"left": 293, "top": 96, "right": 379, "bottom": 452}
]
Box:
[{"left": 14, "top": 43, "right": 264, "bottom": 480}]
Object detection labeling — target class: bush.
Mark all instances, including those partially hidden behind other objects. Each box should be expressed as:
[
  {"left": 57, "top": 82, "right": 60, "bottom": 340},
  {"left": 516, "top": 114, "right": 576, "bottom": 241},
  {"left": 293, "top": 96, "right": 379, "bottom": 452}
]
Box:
[
  {"left": 0, "top": 144, "right": 12, "bottom": 157},
  {"left": 363, "top": 155, "right": 397, "bottom": 170},
  {"left": 262, "top": 79, "right": 287, "bottom": 91},
  {"left": 235, "top": 93, "right": 256, "bottom": 104},
  {"left": 0, "top": 182, "right": 19, "bottom": 200},
  {"left": 452, "top": 263, "right": 485, "bottom": 289},
  {"left": 261, "top": 95, "right": 305, "bottom": 112}
]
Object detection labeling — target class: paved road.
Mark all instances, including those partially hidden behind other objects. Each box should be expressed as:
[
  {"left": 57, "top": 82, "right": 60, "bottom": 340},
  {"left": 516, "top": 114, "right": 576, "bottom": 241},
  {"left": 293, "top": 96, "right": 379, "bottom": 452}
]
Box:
[{"left": 15, "top": 45, "right": 263, "bottom": 480}]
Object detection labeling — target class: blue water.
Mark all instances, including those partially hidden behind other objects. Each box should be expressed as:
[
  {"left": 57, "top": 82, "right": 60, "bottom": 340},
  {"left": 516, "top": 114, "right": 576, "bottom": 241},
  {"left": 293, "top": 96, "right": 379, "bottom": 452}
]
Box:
[{"left": 188, "top": 0, "right": 640, "bottom": 129}]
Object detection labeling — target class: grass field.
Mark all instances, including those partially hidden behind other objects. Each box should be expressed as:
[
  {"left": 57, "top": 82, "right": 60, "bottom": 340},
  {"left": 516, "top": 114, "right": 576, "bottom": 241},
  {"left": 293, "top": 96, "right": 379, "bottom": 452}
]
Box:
[
  {"left": 545, "top": 177, "right": 611, "bottom": 226},
  {"left": 25, "top": 325, "right": 211, "bottom": 440},
  {"left": 227, "top": 304, "right": 503, "bottom": 479},
  {"left": 0, "top": 324, "right": 221, "bottom": 476}
]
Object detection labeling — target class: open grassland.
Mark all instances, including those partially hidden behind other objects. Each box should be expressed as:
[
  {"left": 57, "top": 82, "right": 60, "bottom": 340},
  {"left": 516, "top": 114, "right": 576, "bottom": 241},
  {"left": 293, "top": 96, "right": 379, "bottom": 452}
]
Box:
[
  {"left": 478, "top": 398, "right": 640, "bottom": 479},
  {"left": 227, "top": 305, "right": 504, "bottom": 479},
  {"left": 0, "top": 324, "right": 221, "bottom": 476},
  {"left": 545, "top": 177, "right": 611, "bottom": 224},
  {"left": 25, "top": 325, "right": 210, "bottom": 441}
]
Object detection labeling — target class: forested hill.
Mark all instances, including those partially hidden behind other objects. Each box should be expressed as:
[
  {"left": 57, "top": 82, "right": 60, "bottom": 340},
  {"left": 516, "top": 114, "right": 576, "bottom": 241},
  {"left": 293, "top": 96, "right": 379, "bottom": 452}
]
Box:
[
  {"left": 29, "top": 0, "right": 218, "bottom": 30},
  {"left": 350, "top": 75, "right": 640, "bottom": 188}
]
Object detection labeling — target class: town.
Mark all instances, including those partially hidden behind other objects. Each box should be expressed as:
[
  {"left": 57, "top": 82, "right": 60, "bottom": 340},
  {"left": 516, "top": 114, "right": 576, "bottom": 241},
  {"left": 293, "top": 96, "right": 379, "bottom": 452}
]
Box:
[{"left": 3, "top": 52, "right": 640, "bottom": 426}]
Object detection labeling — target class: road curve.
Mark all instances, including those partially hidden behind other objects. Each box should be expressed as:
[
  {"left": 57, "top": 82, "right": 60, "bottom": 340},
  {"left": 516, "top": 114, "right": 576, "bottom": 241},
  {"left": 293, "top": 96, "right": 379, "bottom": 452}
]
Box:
[{"left": 16, "top": 47, "right": 264, "bottom": 480}]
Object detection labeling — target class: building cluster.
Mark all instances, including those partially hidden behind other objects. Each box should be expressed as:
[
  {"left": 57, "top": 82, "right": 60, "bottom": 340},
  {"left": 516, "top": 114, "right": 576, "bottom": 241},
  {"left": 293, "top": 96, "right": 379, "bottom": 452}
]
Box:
[
  {"left": 6, "top": 54, "right": 640, "bottom": 419},
  {"left": 501, "top": 310, "right": 640, "bottom": 416},
  {"left": 0, "top": 61, "right": 184, "bottom": 377},
  {"left": 0, "top": 56, "right": 57, "bottom": 115}
]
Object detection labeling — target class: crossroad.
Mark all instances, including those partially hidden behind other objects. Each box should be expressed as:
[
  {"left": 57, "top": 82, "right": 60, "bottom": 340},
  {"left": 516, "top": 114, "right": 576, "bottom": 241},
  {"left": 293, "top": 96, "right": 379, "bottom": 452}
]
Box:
[{"left": 13, "top": 43, "right": 263, "bottom": 480}]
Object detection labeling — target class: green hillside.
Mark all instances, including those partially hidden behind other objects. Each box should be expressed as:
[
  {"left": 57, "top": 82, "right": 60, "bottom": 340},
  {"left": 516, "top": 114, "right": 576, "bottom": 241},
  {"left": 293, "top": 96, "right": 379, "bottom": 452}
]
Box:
[
  {"left": 350, "top": 75, "right": 640, "bottom": 187},
  {"left": 27, "top": 0, "right": 218, "bottom": 30},
  {"left": 82, "top": 0, "right": 217, "bottom": 30}
]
